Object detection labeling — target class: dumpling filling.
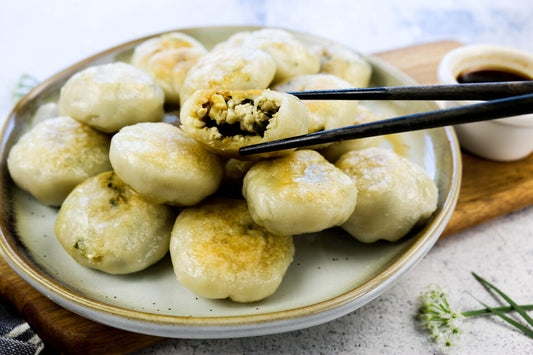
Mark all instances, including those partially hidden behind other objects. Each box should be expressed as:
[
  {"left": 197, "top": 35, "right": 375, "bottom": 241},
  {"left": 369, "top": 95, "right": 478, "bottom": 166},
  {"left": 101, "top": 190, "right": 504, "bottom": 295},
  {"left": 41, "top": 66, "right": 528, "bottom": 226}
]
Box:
[
  {"left": 180, "top": 89, "right": 308, "bottom": 157},
  {"left": 199, "top": 92, "right": 279, "bottom": 138}
]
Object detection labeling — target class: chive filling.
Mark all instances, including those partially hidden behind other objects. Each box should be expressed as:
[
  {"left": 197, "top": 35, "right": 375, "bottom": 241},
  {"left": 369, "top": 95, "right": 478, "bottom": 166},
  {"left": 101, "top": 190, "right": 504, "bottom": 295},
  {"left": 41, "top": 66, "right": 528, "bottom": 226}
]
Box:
[{"left": 200, "top": 93, "right": 279, "bottom": 138}]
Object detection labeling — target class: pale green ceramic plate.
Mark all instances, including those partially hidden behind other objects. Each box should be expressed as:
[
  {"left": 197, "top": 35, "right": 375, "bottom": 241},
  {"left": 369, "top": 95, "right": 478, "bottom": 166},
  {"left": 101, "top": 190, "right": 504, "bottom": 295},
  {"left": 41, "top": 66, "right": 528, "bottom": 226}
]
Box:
[{"left": 0, "top": 26, "right": 461, "bottom": 338}]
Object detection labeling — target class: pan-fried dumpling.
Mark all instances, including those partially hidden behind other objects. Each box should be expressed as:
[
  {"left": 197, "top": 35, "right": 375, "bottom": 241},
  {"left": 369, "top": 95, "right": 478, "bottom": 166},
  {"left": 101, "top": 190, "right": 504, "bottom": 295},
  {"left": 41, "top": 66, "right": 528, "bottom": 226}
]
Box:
[
  {"left": 7, "top": 116, "right": 111, "bottom": 206},
  {"left": 179, "top": 47, "right": 276, "bottom": 103},
  {"left": 180, "top": 89, "right": 308, "bottom": 158},
  {"left": 319, "top": 45, "right": 372, "bottom": 88},
  {"left": 319, "top": 105, "right": 384, "bottom": 162},
  {"left": 55, "top": 171, "right": 175, "bottom": 274},
  {"left": 273, "top": 73, "right": 358, "bottom": 133},
  {"left": 58, "top": 62, "right": 164, "bottom": 133},
  {"left": 242, "top": 150, "right": 358, "bottom": 235},
  {"left": 109, "top": 122, "right": 224, "bottom": 206},
  {"left": 215, "top": 29, "right": 320, "bottom": 83},
  {"left": 335, "top": 147, "right": 438, "bottom": 243},
  {"left": 131, "top": 32, "right": 207, "bottom": 104},
  {"left": 169, "top": 198, "right": 294, "bottom": 302},
  {"left": 131, "top": 32, "right": 205, "bottom": 69},
  {"left": 30, "top": 102, "right": 58, "bottom": 126}
]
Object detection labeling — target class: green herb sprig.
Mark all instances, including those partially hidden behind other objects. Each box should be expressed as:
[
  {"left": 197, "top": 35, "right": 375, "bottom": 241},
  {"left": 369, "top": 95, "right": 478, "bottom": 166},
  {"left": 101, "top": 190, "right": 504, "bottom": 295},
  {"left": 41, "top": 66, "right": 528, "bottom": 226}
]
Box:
[
  {"left": 419, "top": 272, "right": 533, "bottom": 348},
  {"left": 11, "top": 74, "right": 39, "bottom": 104}
]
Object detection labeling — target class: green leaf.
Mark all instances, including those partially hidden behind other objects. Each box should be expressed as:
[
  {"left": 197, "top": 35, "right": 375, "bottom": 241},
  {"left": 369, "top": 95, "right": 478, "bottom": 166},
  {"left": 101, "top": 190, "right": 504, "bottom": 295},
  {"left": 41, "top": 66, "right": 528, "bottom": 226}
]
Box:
[
  {"left": 472, "top": 272, "right": 533, "bottom": 328},
  {"left": 472, "top": 295, "right": 533, "bottom": 339}
]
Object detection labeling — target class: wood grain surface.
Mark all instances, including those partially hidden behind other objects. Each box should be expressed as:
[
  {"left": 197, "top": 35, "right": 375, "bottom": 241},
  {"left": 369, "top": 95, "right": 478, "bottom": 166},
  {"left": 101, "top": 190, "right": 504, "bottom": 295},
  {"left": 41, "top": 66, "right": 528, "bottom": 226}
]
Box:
[{"left": 1, "top": 40, "right": 532, "bottom": 354}]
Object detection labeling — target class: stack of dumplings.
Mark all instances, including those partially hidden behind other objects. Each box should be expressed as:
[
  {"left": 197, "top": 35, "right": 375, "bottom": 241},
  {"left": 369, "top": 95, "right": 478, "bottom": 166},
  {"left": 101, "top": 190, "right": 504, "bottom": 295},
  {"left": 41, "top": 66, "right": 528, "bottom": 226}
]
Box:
[{"left": 7, "top": 29, "right": 439, "bottom": 303}]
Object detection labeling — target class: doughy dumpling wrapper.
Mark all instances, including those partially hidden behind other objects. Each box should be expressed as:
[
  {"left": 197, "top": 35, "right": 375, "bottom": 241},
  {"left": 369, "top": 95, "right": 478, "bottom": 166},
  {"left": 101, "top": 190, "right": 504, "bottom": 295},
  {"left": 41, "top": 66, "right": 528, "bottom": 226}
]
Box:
[
  {"left": 131, "top": 32, "right": 207, "bottom": 104},
  {"left": 170, "top": 198, "right": 294, "bottom": 302},
  {"left": 55, "top": 171, "right": 175, "bottom": 274},
  {"left": 215, "top": 29, "right": 321, "bottom": 83},
  {"left": 242, "top": 150, "right": 358, "bottom": 236},
  {"left": 131, "top": 32, "right": 206, "bottom": 70},
  {"left": 58, "top": 62, "right": 164, "bottom": 133},
  {"left": 319, "top": 45, "right": 372, "bottom": 88},
  {"left": 110, "top": 122, "right": 224, "bottom": 206},
  {"left": 273, "top": 73, "right": 358, "bottom": 133},
  {"left": 335, "top": 147, "right": 438, "bottom": 243},
  {"left": 320, "top": 105, "right": 384, "bottom": 162},
  {"left": 30, "top": 102, "right": 58, "bottom": 126},
  {"left": 7, "top": 116, "right": 111, "bottom": 206},
  {"left": 180, "top": 89, "right": 308, "bottom": 158},
  {"left": 144, "top": 47, "right": 207, "bottom": 104},
  {"left": 179, "top": 47, "right": 276, "bottom": 103}
]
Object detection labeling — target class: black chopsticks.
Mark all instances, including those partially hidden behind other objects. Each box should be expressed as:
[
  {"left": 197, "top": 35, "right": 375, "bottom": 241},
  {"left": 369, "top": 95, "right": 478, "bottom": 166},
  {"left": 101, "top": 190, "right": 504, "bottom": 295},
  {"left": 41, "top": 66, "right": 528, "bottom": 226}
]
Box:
[
  {"left": 287, "top": 81, "right": 533, "bottom": 101},
  {"left": 239, "top": 92, "right": 533, "bottom": 156}
]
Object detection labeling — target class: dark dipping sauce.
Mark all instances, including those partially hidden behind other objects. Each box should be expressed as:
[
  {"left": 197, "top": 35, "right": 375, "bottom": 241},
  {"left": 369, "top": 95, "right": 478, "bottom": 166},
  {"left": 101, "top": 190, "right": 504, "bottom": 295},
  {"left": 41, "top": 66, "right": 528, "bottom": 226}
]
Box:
[{"left": 457, "top": 68, "right": 532, "bottom": 83}]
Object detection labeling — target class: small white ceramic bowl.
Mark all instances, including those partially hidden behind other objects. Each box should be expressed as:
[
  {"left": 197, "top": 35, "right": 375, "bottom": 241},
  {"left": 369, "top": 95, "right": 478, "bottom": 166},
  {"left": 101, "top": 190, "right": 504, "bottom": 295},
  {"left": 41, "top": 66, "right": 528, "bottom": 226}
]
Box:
[{"left": 437, "top": 44, "right": 533, "bottom": 161}]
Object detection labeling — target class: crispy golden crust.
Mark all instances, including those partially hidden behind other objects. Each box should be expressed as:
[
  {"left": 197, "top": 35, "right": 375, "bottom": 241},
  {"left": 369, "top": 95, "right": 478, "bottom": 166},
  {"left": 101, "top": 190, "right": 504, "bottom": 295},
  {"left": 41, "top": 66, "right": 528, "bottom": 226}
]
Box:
[
  {"left": 179, "top": 47, "right": 276, "bottom": 103},
  {"left": 169, "top": 198, "right": 294, "bottom": 302},
  {"left": 215, "top": 29, "right": 321, "bottom": 83},
  {"left": 336, "top": 147, "right": 438, "bottom": 243},
  {"left": 242, "top": 150, "right": 358, "bottom": 235},
  {"left": 55, "top": 171, "right": 175, "bottom": 274},
  {"left": 110, "top": 122, "right": 224, "bottom": 206},
  {"left": 7, "top": 116, "right": 111, "bottom": 206},
  {"left": 58, "top": 62, "right": 164, "bottom": 133}
]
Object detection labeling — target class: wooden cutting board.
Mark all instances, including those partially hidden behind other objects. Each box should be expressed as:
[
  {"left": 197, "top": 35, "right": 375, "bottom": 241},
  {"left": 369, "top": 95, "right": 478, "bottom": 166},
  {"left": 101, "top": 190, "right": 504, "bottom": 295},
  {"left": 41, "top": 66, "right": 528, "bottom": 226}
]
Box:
[{"left": 1, "top": 40, "right": 533, "bottom": 354}]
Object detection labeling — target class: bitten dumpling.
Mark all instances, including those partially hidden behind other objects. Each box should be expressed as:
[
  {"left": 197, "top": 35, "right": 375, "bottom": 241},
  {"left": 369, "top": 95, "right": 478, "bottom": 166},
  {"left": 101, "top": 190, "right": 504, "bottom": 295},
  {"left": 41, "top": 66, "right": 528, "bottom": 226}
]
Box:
[
  {"left": 7, "top": 116, "right": 111, "bottom": 206},
  {"left": 335, "top": 147, "right": 438, "bottom": 243},
  {"left": 319, "top": 105, "right": 384, "bottom": 162},
  {"left": 273, "top": 73, "right": 359, "bottom": 133},
  {"left": 242, "top": 150, "right": 358, "bottom": 235},
  {"left": 109, "top": 122, "right": 224, "bottom": 206},
  {"left": 215, "top": 29, "right": 321, "bottom": 83},
  {"left": 180, "top": 89, "right": 308, "bottom": 158},
  {"left": 319, "top": 45, "right": 372, "bottom": 88},
  {"left": 179, "top": 47, "right": 276, "bottom": 103},
  {"left": 169, "top": 198, "right": 294, "bottom": 302},
  {"left": 58, "top": 62, "right": 164, "bottom": 133},
  {"left": 131, "top": 32, "right": 207, "bottom": 104},
  {"left": 55, "top": 171, "right": 175, "bottom": 274}
]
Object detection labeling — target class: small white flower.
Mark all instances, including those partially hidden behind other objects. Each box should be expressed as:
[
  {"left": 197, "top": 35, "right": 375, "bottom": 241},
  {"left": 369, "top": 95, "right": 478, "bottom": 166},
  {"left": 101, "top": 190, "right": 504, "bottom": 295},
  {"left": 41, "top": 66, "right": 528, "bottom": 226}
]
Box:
[{"left": 418, "top": 284, "right": 465, "bottom": 348}]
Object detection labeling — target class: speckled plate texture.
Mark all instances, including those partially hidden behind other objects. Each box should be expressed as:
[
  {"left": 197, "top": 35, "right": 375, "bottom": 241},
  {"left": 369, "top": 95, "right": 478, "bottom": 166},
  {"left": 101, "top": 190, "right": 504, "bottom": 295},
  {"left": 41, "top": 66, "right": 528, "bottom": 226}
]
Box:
[{"left": 0, "top": 26, "right": 461, "bottom": 338}]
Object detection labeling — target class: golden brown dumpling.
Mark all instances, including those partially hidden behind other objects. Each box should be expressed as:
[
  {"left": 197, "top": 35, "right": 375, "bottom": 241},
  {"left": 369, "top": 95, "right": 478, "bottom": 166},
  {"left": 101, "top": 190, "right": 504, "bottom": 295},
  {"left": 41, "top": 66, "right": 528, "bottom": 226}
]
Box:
[
  {"left": 179, "top": 47, "right": 276, "bottom": 103},
  {"left": 242, "top": 150, "right": 358, "bottom": 235},
  {"left": 58, "top": 62, "right": 164, "bottom": 133},
  {"left": 319, "top": 45, "right": 372, "bottom": 88},
  {"left": 169, "top": 198, "right": 294, "bottom": 302},
  {"left": 55, "top": 171, "right": 175, "bottom": 274},
  {"left": 215, "top": 29, "right": 321, "bottom": 83},
  {"left": 335, "top": 147, "right": 438, "bottom": 243},
  {"left": 7, "top": 116, "right": 111, "bottom": 206},
  {"left": 131, "top": 32, "right": 207, "bottom": 104},
  {"left": 109, "top": 122, "right": 224, "bottom": 206}
]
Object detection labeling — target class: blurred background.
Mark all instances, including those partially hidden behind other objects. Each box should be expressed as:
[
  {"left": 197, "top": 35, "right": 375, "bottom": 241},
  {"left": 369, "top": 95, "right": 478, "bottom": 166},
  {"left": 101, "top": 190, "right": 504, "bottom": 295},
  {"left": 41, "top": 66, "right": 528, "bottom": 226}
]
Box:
[
  {"left": 1, "top": 1, "right": 533, "bottom": 354},
  {"left": 1, "top": 0, "right": 532, "bottom": 113}
]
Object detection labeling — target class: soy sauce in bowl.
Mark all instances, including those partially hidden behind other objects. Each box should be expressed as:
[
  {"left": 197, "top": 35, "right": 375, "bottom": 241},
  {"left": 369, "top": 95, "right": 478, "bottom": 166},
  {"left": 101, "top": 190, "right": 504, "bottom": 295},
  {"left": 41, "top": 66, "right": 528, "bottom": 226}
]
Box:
[{"left": 457, "top": 68, "right": 532, "bottom": 83}]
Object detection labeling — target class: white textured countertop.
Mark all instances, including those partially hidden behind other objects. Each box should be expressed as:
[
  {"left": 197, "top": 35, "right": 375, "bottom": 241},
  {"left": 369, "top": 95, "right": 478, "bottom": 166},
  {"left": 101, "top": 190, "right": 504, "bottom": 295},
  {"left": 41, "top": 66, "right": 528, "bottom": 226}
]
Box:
[{"left": 2, "top": 1, "right": 533, "bottom": 354}]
